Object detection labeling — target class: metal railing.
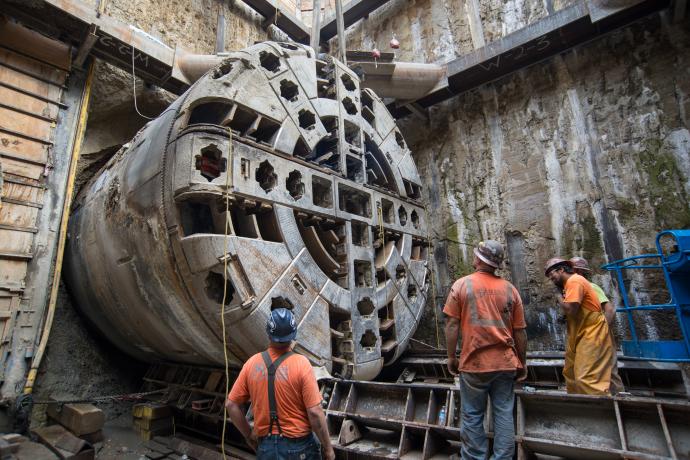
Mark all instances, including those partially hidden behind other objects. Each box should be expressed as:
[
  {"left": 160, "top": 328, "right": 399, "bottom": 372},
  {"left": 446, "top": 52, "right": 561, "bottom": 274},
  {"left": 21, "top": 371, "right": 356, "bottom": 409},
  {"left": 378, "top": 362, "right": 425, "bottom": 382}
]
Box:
[{"left": 602, "top": 230, "right": 690, "bottom": 362}]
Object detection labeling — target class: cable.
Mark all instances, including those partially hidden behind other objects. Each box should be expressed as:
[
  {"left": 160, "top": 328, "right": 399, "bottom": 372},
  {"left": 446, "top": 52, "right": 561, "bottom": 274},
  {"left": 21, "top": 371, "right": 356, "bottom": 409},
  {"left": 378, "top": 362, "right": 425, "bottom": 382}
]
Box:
[
  {"left": 23, "top": 60, "right": 96, "bottom": 397},
  {"left": 220, "top": 126, "right": 233, "bottom": 460},
  {"left": 425, "top": 208, "right": 441, "bottom": 348},
  {"left": 131, "top": 45, "right": 154, "bottom": 120},
  {"left": 29, "top": 389, "right": 167, "bottom": 405},
  {"left": 376, "top": 204, "right": 387, "bottom": 317}
]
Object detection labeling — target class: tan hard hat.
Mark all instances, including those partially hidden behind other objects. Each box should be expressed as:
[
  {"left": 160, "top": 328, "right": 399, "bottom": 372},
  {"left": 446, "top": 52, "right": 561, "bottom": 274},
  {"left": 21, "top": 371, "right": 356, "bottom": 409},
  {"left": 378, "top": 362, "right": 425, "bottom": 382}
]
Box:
[
  {"left": 544, "top": 257, "right": 572, "bottom": 276},
  {"left": 569, "top": 256, "right": 591, "bottom": 271},
  {"left": 474, "top": 240, "right": 504, "bottom": 268}
]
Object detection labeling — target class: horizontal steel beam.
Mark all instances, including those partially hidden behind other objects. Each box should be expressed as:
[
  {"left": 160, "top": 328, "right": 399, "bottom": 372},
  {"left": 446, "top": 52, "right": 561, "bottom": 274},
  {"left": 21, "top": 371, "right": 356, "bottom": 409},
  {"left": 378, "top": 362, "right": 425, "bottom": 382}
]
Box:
[
  {"left": 320, "top": 0, "right": 392, "bottom": 43},
  {"left": 1, "top": 0, "right": 190, "bottom": 94},
  {"left": 388, "top": 350, "right": 689, "bottom": 398},
  {"left": 517, "top": 390, "right": 690, "bottom": 460},
  {"left": 321, "top": 378, "right": 690, "bottom": 459},
  {"left": 389, "top": 0, "right": 672, "bottom": 118},
  {"left": 140, "top": 360, "right": 690, "bottom": 459},
  {"left": 1, "top": 0, "right": 312, "bottom": 94},
  {"left": 241, "top": 0, "right": 310, "bottom": 43}
]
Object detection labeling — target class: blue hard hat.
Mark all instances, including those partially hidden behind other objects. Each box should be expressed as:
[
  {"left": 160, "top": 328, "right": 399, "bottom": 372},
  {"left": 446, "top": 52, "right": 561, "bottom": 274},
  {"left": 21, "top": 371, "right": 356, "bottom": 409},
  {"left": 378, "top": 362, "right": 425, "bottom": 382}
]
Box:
[{"left": 266, "top": 308, "right": 297, "bottom": 343}]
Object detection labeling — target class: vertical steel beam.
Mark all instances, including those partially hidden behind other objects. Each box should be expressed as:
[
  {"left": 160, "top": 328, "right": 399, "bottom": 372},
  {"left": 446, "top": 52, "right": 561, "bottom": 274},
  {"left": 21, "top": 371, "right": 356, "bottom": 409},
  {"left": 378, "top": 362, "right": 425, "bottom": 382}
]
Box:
[
  {"left": 335, "top": 0, "right": 346, "bottom": 64},
  {"left": 215, "top": 6, "right": 225, "bottom": 53},
  {"left": 657, "top": 404, "right": 678, "bottom": 460},
  {"left": 310, "top": 0, "right": 322, "bottom": 51},
  {"left": 466, "top": 0, "right": 486, "bottom": 49}
]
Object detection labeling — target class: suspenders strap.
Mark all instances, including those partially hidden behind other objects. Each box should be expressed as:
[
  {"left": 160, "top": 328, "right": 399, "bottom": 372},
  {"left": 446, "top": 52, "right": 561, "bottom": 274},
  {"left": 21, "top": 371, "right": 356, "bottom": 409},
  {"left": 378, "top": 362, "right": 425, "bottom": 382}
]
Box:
[{"left": 261, "top": 350, "right": 294, "bottom": 436}]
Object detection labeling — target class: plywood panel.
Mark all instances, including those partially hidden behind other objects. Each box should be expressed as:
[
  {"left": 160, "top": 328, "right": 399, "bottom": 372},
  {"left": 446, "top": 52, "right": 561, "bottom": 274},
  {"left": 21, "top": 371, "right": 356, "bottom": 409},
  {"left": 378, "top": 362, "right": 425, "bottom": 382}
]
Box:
[
  {"left": 0, "top": 229, "right": 33, "bottom": 254},
  {"left": 0, "top": 202, "right": 38, "bottom": 228},
  {"left": 0, "top": 259, "right": 27, "bottom": 290},
  {"left": 0, "top": 107, "right": 54, "bottom": 142},
  {"left": 0, "top": 156, "right": 44, "bottom": 180},
  {"left": 0, "top": 49, "right": 67, "bottom": 86},
  {"left": 0, "top": 86, "right": 59, "bottom": 120},
  {"left": 0, "top": 181, "right": 44, "bottom": 204}
]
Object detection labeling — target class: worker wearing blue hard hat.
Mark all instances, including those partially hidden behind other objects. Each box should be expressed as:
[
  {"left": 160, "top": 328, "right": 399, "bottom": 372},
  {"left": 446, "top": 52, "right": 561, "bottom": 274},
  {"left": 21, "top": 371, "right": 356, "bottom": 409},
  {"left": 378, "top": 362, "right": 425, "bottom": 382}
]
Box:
[{"left": 226, "top": 308, "right": 335, "bottom": 459}]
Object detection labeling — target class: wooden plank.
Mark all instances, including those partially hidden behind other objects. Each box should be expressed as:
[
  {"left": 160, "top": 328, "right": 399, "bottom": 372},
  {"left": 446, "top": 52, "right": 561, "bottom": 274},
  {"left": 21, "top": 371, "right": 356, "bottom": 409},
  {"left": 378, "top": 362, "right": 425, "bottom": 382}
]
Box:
[
  {"left": 0, "top": 81, "right": 65, "bottom": 109},
  {"left": 0, "top": 127, "right": 53, "bottom": 146},
  {"left": 0, "top": 64, "right": 63, "bottom": 104},
  {"left": 0, "top": 47, "right": 67, "bottom": 82},
  {"left": 1, "top": 181, "right": 45, "bottom": 204},
  {"left": 0, "top": 107, "right": 54, "bottom": 144},
  {"left": 0, "top": 156, "right": 44, "bottom": 180},
  {"left": 0, "top": 17, "right": 71, "bottom": 71},
  {"left": 0, "top": 229, "right": 34, "bottom": 254},
  {"left": 0, "top": 86, "right": 58, "bottom": 122},
  {"left": 2, "top": 175, "right": 44, "bottom": 189},
  {"left": 0, "top": 49, "right": 67, "bottom": 87},
  {"left": 0, "top": 223, "right": 38, "bottom": 233},
  {"left": 0, "top": 252, "right": 33, "bottom": 260},
  {"left": 0, "top": 198, "right": 42, "bottom": 209},
  {"left": 0, "top": 137, "right": 50, "bottom": 166},
  {"left": 0, "top": 202, "right": 39, "bottom": 228},
  {"left": 0, "top": 260, "right": 27, "bottom": 290},
  {"left": 0, "top": 150, "right": 48, "bottom": 168}
]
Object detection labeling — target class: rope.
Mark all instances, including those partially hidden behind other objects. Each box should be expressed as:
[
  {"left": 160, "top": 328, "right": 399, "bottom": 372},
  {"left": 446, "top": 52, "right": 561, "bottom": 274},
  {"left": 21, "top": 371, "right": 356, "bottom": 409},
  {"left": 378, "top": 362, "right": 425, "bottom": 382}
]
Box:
[
  {"left": 220, "top": 127, "right": 233, "bottom": 460},
  {"left": 376, "top": 204, "right": 387, "bottom": 318},
  {"left": 425, "top": 208, "right": 441, "bottom": 348},
  {"left": 131, "top": 45, "right": 154, "bottom": 120}
]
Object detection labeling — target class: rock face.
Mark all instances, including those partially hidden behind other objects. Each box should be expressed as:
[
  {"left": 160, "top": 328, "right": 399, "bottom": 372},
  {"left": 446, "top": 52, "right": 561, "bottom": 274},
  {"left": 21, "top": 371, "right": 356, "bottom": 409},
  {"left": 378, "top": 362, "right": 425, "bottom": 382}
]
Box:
[
  {"left": 341, "top": 3, "right": 690, "bottom": 349},
  {"left": 84, "top": 0, "right": 272, "bottom": 158}
]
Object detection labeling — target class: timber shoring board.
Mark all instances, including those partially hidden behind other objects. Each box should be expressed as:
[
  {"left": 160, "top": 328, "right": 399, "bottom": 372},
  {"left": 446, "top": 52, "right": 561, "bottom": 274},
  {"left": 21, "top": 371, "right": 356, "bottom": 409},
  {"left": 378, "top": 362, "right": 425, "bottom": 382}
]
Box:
[{"left": 0, "top": 20, "right": 68, "bottom": 385}]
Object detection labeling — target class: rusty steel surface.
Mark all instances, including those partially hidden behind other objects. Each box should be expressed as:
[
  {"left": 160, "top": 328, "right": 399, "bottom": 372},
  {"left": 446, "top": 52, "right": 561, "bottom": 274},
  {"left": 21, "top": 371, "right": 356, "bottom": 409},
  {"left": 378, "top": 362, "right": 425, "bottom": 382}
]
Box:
[
  {"left": 385, "top": 350, "right": 690, "bottom": 399},
  {"left": 65, "top": 42, "right": 429, "bottom": 381},
  {"left": 139, "top": 361, "right": 690, "bottom": 459}
]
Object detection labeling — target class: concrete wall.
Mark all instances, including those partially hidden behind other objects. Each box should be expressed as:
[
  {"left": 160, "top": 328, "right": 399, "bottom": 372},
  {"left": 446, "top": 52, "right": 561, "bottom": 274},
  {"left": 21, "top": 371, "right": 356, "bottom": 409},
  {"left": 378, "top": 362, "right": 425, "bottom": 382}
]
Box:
[{"left": 339, "top": 1, "right": 690, "bottom": 350}]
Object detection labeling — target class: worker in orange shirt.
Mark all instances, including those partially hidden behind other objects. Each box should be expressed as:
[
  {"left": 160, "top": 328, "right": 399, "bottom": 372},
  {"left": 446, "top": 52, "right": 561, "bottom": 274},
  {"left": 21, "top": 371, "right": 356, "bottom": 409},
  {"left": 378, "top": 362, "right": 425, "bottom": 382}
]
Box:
[
  {"left": 444, "top": 240, "right": 528, "bottom": 460},
  {"left": 545, "top": 258, "right": 614, "bottom": 395},
  {"left": 226, "top": 308, "right": 335, "bottom": 460},
  {"left": 570, "top": 256, "right": 624, "bottom": 393}
]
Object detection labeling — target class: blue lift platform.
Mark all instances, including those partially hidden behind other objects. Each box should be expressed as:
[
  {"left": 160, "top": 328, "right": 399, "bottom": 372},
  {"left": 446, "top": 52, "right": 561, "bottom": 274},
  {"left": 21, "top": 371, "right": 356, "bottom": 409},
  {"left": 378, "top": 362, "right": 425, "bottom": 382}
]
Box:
[{"left": 602, "top": 230, "right": 690, "bottom": 361}]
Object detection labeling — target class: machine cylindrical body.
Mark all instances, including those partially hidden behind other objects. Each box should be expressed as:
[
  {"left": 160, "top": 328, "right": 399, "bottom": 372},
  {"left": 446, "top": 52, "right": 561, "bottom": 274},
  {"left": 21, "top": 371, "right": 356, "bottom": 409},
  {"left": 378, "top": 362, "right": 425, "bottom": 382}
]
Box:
[{"left": 65, "top": 42, "right": 429, "bottom": 380}]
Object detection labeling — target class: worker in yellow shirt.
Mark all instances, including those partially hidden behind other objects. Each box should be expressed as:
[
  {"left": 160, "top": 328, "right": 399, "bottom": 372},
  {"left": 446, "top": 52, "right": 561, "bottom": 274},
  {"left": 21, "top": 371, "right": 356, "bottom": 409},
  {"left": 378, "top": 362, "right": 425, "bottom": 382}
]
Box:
[
  {"left": 570, "top": 256, "right": 624, "bottom": 393},
  {"left": 545, "top": 258, "right": 614, "bottom": 395}
]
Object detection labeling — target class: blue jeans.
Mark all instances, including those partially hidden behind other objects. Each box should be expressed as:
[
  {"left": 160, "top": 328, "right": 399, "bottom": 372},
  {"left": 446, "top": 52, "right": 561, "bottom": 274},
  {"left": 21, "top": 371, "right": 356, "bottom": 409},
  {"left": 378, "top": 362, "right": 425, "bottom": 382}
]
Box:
[
  {"left": 460, "top": 371, "right": 515, "bottom": 460},
  {"left": 257, "top": 433, "right": 321, "bottom": 460}
]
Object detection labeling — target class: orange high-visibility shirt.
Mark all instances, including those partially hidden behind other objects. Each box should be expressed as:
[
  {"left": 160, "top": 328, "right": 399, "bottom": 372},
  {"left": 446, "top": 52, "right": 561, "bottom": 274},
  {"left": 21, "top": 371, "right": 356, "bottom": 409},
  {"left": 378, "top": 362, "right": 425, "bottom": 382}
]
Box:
[
  {"left": 444, "top": 271, "right": 526, "bottom": 373},
  {"left": 228, "top": 347, "right": 322, "bottom": 438}
]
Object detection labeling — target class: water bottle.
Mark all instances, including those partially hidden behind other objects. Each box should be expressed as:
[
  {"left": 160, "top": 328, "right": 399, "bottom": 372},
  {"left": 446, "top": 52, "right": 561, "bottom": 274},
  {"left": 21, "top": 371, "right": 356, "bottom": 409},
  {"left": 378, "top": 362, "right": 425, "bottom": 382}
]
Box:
[{"left": 438, "top": 405, "right": 447, "bottom": 426}]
